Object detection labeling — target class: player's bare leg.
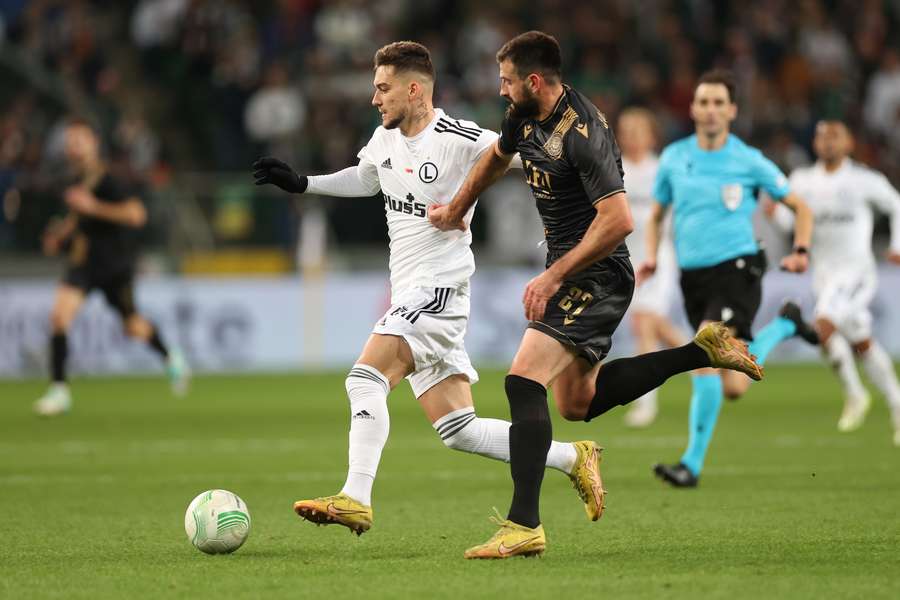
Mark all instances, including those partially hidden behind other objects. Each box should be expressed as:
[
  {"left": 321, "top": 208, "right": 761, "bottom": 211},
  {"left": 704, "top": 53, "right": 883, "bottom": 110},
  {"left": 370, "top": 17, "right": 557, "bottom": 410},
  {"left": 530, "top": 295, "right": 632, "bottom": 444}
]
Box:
[
  {"left": 625, "top": 312, "right": 661, "bottom": 427},
  {"left": 850, "top": 336, "right": 900, "bottom": 443},
  {"left": 35, "top": 284, "right": 84, "bottom": 416},
  {"left": 816, "top": 319, "right": 870, "bottom": 431},
  {"left": 720, "top": 368, "right": 753, "bottom": 400},
  {"left": 123, "top": 313, "right": 190, "bottom": 397},
  {"left": 657, "top": 315, "right": 689, "bottom": 349}
]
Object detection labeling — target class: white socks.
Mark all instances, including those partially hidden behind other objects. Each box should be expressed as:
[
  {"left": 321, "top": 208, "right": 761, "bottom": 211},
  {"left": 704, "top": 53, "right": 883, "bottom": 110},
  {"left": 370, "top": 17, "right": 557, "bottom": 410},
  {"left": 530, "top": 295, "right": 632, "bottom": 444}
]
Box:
[
  {"left": 824, "top": 334, "right": 867, "bottom": 401},
  {"left": 433, "top": 407, "right": 577, "bottom": 474},
  {"left": 340, "top": 364, "right": 390, "bottom": 506},
  {"left": 860, "top": 341, "right": 900, "bottom": 415}
]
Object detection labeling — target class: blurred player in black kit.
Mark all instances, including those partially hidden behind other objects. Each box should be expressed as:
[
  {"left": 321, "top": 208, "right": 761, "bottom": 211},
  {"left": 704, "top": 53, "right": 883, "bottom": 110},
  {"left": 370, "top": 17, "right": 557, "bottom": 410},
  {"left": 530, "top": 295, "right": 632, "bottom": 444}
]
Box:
[{"left": 34, "top": 119, "right": 189, "bottom": 416}]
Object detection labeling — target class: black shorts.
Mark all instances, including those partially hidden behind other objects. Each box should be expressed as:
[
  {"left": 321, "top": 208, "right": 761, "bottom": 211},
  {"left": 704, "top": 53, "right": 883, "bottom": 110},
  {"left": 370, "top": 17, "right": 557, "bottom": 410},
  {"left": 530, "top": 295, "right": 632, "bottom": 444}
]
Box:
[
  {"left": 63, "top": 266, "right": 137, "bottom": 318},
  {"left": 679, "top": 251, "right": 766, "bottom": 341},
  {"left": 528, "top": 255, "right": 634, "bottom": 365}
]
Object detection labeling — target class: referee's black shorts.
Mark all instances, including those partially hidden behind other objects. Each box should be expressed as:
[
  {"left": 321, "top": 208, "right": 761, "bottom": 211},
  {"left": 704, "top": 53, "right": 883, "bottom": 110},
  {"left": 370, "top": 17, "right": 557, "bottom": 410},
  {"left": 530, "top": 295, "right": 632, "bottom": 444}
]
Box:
[{"left": 679, "top": 250, "right": 766, "bottom": 341}]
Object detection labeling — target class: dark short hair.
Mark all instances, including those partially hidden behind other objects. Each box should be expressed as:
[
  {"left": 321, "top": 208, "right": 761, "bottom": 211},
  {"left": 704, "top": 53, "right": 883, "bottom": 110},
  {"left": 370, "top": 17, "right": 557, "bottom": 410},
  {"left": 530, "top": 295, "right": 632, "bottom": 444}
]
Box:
[
  {"left": 695, "top": 69, "right": 737, "bottom": 103},
  {"left": 816, "top": 118, "right": 852, "bottom": 135},
  {"left": 496, "top": 30, "right": 562, "bottom": 81},
  {"left": 374, "top": 41, "right": 435, "bottom": 80}
]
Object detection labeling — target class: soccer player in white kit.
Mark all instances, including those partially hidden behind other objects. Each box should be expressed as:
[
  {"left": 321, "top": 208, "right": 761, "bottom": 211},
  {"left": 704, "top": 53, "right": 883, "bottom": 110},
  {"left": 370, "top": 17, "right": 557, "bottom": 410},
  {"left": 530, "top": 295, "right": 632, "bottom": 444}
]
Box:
[
  {"left": 252, "top": 42, "right": 602, "bottom": 535},
  {"left": 618, "top": 108, "right": 687, "bottom": 428},
  {"left": 769, "top": 120, "right": 900, "bottom": 443}
]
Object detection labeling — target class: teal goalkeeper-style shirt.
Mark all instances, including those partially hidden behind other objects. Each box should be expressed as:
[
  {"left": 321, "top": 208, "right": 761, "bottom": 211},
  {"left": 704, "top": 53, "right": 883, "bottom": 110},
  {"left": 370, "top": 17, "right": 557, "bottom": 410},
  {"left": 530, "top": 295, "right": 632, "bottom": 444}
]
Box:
[{"left": 653, "top": 134, "right": 790, "bottom": 269}]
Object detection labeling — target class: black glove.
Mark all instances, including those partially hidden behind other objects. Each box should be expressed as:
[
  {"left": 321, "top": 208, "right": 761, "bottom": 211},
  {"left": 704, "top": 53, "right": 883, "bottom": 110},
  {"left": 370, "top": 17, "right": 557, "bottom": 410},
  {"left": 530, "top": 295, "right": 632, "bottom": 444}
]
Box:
[{"left": 252, "top": 157, "right": 308, "bottom": 193}]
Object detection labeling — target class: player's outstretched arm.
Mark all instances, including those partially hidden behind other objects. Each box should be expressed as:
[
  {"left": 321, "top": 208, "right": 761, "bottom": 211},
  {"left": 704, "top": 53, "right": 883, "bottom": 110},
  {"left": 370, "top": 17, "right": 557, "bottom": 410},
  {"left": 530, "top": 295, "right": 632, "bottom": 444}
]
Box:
[
  {"left": 428, "top": 141, "right": 513, "bottom": 231},
  {"left": 779, "top": 192, "right": 813, "bottom": 272},
  {"left": 253, "top": 157, "right": 380, "bottom": 198},
  {"left": 636, "top": 201, "right": 668, "bottom": 285}
]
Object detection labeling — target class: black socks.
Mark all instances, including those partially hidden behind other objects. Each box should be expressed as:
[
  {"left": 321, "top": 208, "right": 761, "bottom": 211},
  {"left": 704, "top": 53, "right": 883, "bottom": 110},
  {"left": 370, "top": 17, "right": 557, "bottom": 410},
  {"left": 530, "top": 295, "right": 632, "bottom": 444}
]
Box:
[
  {"left": 505, "top": 374, "right": 552, "bottom": 529},
  {"left": 50, "top": 333, "right": 67, "bottom": 382},
  {"left": 147, "top": 325, "right": 169, "bottom": 359},
  {"left": 585, "top": 342, "right": 710, "bottom": 421}
]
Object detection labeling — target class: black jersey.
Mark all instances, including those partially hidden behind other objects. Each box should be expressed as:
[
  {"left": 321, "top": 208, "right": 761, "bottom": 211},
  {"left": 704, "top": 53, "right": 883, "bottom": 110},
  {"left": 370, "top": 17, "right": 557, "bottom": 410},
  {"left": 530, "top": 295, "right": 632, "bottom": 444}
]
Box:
[
  {"left": 68, "top": 173, "right": 141, "bottom": 275},
  {"left": 498, "top": 85, "right": 628, "bottom": 262}
]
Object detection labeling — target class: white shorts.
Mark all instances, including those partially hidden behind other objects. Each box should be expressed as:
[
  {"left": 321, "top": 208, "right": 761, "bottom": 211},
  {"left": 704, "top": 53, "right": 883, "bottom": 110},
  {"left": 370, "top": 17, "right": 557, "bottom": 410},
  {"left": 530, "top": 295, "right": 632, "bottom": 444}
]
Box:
[
  {"left": 814, "top": 269, "right": 878, "bottom": 343},
  {"left": 630, "top": 247, "right": 678, "bottom": 317},
  {"left": 373, "top": 283, "right": 478, "bottom": 398}
]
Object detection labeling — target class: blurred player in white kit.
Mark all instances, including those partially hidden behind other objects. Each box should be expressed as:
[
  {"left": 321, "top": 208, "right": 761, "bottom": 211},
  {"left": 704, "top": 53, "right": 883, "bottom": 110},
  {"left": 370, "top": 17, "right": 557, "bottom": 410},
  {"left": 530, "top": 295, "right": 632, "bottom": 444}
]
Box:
[
  {"left": 768, "top": 120, "right": 900, "bottom": 444},
  {"left": 618, "top": 108, "right": 687, "bottom": 427}
]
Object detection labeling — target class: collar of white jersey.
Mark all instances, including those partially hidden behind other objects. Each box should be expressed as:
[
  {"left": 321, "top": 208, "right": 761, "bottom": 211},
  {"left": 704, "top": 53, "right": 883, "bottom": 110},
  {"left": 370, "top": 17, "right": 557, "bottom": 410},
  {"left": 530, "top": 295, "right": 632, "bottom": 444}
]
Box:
[
  {"left": 815, "top": 157, "right": 852, "bottom": 176},
  {"left": 403, "top": 108, "right": 444, "bottom": 142}
]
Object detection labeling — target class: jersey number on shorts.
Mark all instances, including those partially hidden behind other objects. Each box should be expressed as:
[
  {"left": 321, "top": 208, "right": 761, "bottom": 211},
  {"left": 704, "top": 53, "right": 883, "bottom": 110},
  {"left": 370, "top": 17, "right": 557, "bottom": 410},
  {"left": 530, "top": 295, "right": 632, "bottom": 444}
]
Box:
[{"left": 558, "top": 286, "right": 594, "bottom": 325}]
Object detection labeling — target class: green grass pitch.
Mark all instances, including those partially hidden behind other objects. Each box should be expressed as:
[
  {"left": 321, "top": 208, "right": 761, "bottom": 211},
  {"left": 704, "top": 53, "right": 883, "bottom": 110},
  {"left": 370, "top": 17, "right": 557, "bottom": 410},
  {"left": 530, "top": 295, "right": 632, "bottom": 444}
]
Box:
[{"left": 2, "top": 365, "right": 899, "bottom": 599}]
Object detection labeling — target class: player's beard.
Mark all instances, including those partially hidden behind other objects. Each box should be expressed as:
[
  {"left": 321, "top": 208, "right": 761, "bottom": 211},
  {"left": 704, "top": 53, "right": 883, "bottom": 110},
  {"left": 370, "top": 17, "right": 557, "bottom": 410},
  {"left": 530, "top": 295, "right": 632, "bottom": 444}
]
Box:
[
  {"left": 508, "top": 89, "right": 541, "bottom": 119},
  {"left": 382, "top": 107, "right": 407, "bottom": 130}
]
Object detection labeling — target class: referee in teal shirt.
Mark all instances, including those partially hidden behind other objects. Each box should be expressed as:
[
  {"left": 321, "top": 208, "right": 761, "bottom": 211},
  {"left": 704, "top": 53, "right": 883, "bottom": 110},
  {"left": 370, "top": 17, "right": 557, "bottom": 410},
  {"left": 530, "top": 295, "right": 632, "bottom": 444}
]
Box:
[{"left": 638, "top": 69, "right": 815, "bottom": 487}]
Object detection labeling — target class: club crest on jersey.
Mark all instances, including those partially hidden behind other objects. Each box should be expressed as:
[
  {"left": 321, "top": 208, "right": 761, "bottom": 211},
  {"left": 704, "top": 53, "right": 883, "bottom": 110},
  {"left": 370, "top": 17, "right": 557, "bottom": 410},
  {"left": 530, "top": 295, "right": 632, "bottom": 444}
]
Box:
[
  {"left": 543, "top": 106, "right": 578, "bottom": 160},
  {"left": 543, "top": 132, "right": 564, "bottom": 160},
  {"left": 419, "top": 162, "right": 438, "bottom": 183},
  {"left": 721, "top": 184, "right": 743, "bottom": 211}
]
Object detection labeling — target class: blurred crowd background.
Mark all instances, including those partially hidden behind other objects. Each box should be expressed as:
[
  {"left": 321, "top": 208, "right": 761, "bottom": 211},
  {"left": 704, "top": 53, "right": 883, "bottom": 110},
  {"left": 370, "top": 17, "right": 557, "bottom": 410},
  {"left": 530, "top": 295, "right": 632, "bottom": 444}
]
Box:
[{"left": 2, "top": 0, "right": 900, "bottom": 275}]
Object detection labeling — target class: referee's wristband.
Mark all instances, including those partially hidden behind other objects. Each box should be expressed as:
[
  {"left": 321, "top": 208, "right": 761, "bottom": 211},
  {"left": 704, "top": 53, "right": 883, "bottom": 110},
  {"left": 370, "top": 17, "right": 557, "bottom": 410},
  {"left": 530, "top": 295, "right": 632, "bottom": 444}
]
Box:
[{"left": 792, "top": 246, "right": 808, "bottom": 255}]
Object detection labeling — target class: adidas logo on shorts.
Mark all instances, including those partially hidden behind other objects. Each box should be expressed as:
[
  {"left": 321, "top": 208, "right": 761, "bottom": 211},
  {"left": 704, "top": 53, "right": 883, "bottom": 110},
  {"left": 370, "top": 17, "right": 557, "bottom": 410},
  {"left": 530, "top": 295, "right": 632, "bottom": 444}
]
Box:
[{"left": 353, "top": 410, "right": 375, "bottom": 420}]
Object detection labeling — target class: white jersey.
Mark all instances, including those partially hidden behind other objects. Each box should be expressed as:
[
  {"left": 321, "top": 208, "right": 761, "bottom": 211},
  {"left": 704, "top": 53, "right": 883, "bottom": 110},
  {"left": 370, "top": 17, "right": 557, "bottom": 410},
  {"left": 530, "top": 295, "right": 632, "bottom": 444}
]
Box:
[
  {"left": 784, "top": 160, "right": 900, "bottom": 279},
  {"left": 622, "top": 153, "right": 675, "bottom": 267},
  {"left": 357, "top": 109, "right": 497, "bottom": 298},
  {"left": 622, "top": 154, "right": 679, "bottom": 316}
]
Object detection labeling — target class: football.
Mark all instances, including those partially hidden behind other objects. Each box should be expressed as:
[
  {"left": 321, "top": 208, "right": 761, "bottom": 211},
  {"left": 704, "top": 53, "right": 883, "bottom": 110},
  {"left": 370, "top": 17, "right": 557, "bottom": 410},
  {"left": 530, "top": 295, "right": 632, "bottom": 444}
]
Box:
[{"left": 184, "top": 489, "right": 251, "bottom": 554}]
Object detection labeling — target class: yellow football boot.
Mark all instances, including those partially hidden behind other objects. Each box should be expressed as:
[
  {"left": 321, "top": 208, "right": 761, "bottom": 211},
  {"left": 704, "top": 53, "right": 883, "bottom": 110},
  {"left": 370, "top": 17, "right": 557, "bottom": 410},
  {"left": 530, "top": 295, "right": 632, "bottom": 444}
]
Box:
[
  {"left": 569, "top": 440, "right": 605, "bottom": 521},
  {"left": 693, "top": 321, "right": 764, "bottom": 381},
  {"left": 293, "top": 493, "right": 373, "bottom": 536},
  {"left": 464, "top": 510, "right": 546, "bottom": 559}
]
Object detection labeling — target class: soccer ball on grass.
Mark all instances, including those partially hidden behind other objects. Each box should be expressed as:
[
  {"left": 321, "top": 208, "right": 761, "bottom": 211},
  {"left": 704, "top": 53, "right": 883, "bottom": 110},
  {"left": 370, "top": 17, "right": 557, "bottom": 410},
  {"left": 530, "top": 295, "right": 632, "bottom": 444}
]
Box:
[{"left": 184, "top": 489, "right": 251, "bottom": 554}]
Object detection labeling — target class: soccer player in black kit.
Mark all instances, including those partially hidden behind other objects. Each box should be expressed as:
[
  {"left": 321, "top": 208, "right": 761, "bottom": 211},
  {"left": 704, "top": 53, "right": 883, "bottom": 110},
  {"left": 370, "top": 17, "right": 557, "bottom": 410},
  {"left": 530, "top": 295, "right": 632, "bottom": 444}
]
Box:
[
  {"left": 429, "top": 31, "right": 762, "bottom": 558},
  {"left": 34, "top": 119, "right": 189, "bottom": 416}
]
